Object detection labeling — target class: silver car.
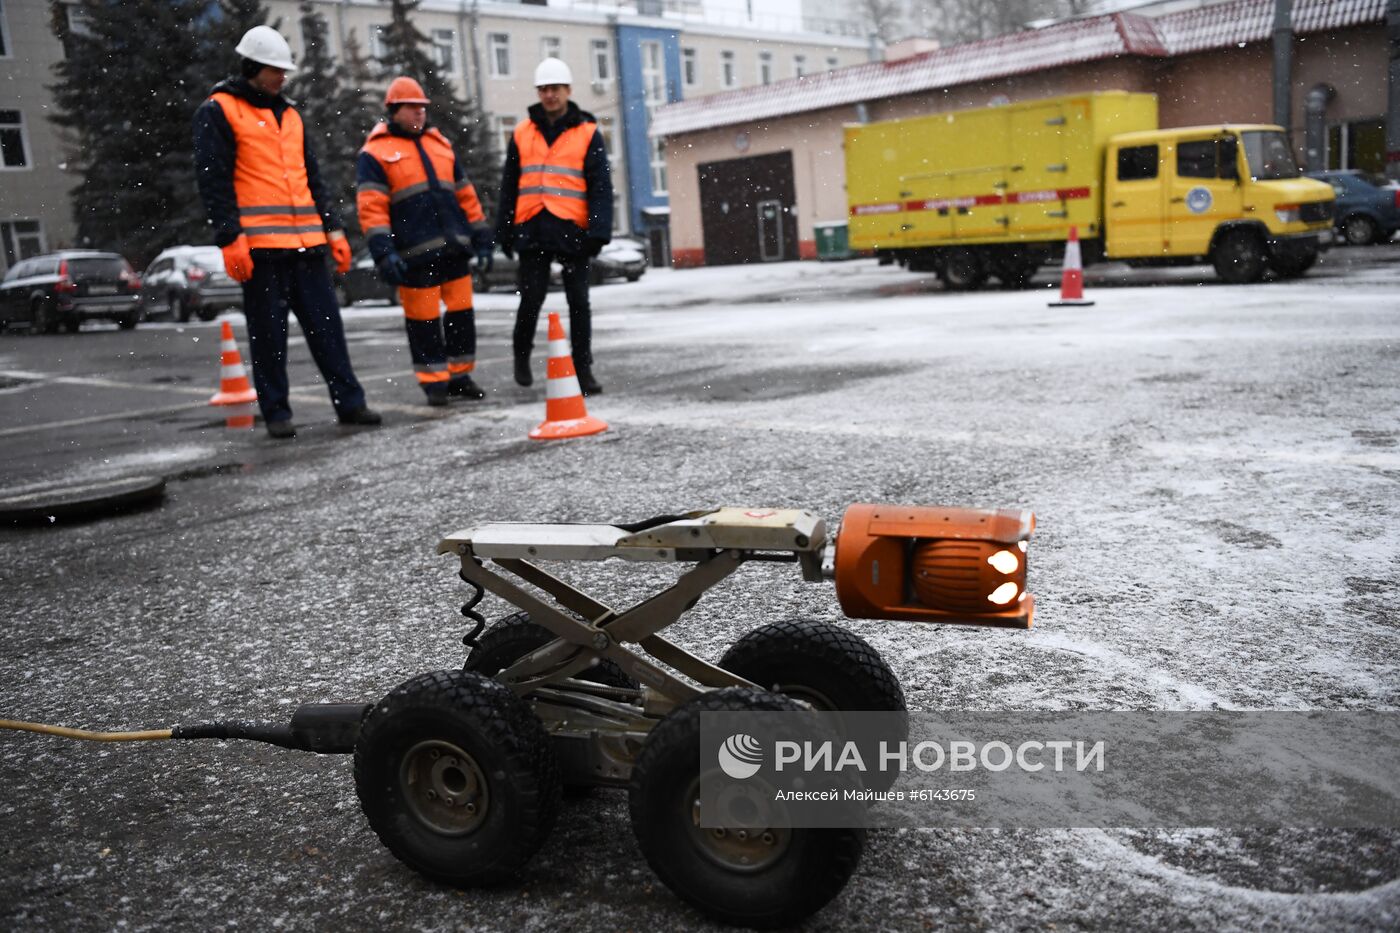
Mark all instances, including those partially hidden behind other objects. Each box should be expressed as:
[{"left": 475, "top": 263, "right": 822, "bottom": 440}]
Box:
[{"left": 141, "top": 245, "right": 243, "bottom": 322}]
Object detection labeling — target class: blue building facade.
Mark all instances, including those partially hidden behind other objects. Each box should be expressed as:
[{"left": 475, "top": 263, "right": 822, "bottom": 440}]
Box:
[{"left": 613, "top": 24, "right": 683, "bottom": 251}]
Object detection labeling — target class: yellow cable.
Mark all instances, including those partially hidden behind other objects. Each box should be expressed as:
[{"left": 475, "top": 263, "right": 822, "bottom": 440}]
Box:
[{"left": 0, "top": 719, "right": 173, "bottom": 742}]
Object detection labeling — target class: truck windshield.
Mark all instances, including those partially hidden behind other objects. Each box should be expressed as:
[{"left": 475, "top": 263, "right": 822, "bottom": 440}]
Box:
[{"left": 1241, "top": 131, "right": 1300, "bottom": 181}]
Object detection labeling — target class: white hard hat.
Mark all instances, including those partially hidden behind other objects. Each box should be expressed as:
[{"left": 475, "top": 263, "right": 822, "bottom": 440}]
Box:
[
  {"left": 534, "top": 57, "right": 573, "bottom": 87},
  {"left": 235, "top": 25, "right": 296, "bottom": 71}
]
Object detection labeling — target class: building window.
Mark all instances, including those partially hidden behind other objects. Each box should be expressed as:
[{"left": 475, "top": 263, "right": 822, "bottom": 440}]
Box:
[
  {"left": 793, "top": 54, "right": 806, "bottom": 78},
  {"left": 590, "top": 38, "right": 611, "bottom": 83},
  {"left": 758, "top": 51, "right": 773, "bottom": 85},
  {"left": 650, "top": 137, "right": 667, "bottom": 195},
  {"left": 495, "top": 115, "right": 516, "bottom": 155},
  {"left": 0, "top": 0, "right": 9, "bottom": 58},
  {"left": 1327, "top": 118, "right": 1386, "bottom": 174},
  {"left": 720, "top": 50, "right": 736, "bottom": 88},
  {"left": 1, "top": 219, "right": 45, "bottom": 268},
  {"left": 597, "top": 115, "right": 615, "bottom": 154},
  {"left": 369, "top": 24, "right": 390, "bottom": 62},
  {"left": 826, "top": 56, "right": 839, "bottom": 70},
  {"left": 0, "top": 109, "right": 29, "bottom": 169},
  {"left": 540, "top": 36, "right": 561, "bottom": 61},
  {"left": 430, "top": 28, "right": 456, "bottom": 74},
  {"left": 300, "top": 14, "right": 336, "bottom": 61},
  {"left": 488, "top": 32, "right": 511, "bottom": 78},
  {"left": 682, "top": 47, "right": 697, "bottom": 88}
]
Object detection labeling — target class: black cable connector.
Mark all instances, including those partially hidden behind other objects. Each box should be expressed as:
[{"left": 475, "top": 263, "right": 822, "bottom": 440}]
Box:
[{"left": 172, "top": 702, "right": 372, "bottom": 754}]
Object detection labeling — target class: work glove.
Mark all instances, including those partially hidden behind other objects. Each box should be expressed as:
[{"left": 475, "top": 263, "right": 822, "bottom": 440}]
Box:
[
  {"left": 377, "top": 252, "right": 409, "bottom": 286},
  {"left": 583, "top": 237, "right": 606, "bottom": 258},
  {"left": 221, "top": 234, "right": 254, "bottom": 283},
  {"left": 471, "top": 228, "right": 494, "bottom": 273},
  {"left": 328, "top": 230, "right": 353, "bottom": 275}
]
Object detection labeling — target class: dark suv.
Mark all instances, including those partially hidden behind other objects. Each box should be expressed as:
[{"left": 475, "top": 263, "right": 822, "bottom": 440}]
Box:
[
  {"left": 0, "top": 251, "right": 143, "bottom": 333},
  {"left": 141, "top": 245, "right": 243, "bottom": 321}
]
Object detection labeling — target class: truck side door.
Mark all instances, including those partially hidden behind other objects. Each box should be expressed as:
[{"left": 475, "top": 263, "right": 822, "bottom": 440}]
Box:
[
  {"left": 1167, "top": 135, "right": 1243, "bottom": 256},
  {"left": 1105, "top": 143, "right": 1163, "bottom": 258},
  {"left": 901, "top": 173, "right": 956, "bottom": 246}
]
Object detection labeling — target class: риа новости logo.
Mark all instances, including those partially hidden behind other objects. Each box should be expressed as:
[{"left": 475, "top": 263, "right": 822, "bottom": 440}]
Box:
[{"left": 718, "top": 733, "right": 763, "bottom": 779}]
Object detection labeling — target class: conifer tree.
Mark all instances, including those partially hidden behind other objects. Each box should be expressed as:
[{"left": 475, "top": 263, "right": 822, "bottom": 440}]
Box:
[
  {"left": 374, "top": 0, "right": 499, "bottom": 217},
  {"left": 288, "top": 2, "right": 377, "bottom": 247}
]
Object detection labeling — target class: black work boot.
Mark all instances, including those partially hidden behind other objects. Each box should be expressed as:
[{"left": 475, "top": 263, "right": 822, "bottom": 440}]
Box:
[
  {"left": 576, "top": 366, "right": 603, "bottom": 397},
  {"left": 425, "top": 388, "right": 449, "bottom": 407},
  {"left": 266, "top": 419, "right": 297, "bottom": 440},
  {"left": 514, "top": 355, "right": 533, "bottom": 387},
  {"left": 338, "top": 407, "right": 383, "bottom": 426},
  {"left": 448, "top": 374, "right": 485, "bottom": 400}
]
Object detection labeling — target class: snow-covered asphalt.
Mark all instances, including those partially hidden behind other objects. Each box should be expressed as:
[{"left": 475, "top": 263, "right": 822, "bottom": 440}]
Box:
[{"left": 2, "top": 248, "right": 1398, "bottom": 931}]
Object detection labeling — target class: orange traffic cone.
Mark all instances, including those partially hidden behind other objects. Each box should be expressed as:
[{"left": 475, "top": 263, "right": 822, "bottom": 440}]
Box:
[
  {"left": 222, "top": 402, "right": 255, "bottom": 431},
  {"left": 1049, "top": 225, "right": 1094, "bottom": 307},
  {"left": 209, "top": 320, "right": 258, "bottom": 407},
  {"left": 529, "top": 313, "right": 608, "bottom": 441}
]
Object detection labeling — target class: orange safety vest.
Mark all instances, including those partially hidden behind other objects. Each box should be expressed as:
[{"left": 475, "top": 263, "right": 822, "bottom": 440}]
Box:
[
  {"left": 513, "top": 119, "right": 596, "bottom": 229},
  {"left": 210, "top": 92, "right": 328, "bottom": 250}
]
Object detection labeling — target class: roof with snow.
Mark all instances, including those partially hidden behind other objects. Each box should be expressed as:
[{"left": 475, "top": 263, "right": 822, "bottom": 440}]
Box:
[{"left": 650, "top": 0, "right": 1386, "bottom": 137}]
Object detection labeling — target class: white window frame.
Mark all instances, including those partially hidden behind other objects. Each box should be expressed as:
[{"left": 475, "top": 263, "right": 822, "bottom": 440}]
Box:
[
  {"left": 0, "top": 108, "right": 31, "bottom": 170},
  {"left": 488, "top": 32, "right": 511, "bottom": 78},
  {"left": 793, "top": 54, "right": 806, "bottom": 78},
  {"left": 495, "top": 115, "right": 517, "bottom": 155},
  {"left": 540, "top": 36, "right": 562, "bottom": 62},
  {"left": 0, "top": 0, "right": 12, "bottom": 59},
  {"left": 369, "top": 24, "right": 390, "bottom": 62},
  {"left": 1, "top": 219, "right": 46, "bottom": 268},
  {"left": 590, "top": 38, "right": 612, "bottom": 83},
  {"left": 681, "top": 47, "right": 697, "bottom": 89},
  {"left": 720, "top": 50, "right": 736, "bottom": 89},
  {"left": 650, "top": 136, "right": 667, "bottom": 195},
  {"left": 431, "top": 28, "right": 457, "bottom": 75},
  {"left": 758, "top": 50, "right": 773, "bottom": 86}
]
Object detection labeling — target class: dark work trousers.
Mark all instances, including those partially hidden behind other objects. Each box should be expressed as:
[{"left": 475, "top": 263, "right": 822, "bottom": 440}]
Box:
[
  {"left": 241, "top": 250, "right": 366, "bottom": 424},
  {"left": 513, "top": 249, "right": 593, "bottom": 370}
]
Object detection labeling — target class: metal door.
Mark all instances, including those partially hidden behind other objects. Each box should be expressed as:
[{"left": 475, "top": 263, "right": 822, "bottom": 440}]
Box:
[{"left": 757, "top": 200, "right": 784, "bottom": 262}]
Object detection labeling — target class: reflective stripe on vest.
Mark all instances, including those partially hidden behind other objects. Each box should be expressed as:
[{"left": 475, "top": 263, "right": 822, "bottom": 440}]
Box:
[
  {"left": 211, "top": 92, "right": 327, "bottom": 250},
  {"left": 513, "top": 119, "right": 596, "bottom": 229}
]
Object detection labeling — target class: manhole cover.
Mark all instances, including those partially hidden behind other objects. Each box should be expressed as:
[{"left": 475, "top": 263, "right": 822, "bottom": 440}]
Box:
[{"left": 0, "top": 475, "right": 167, "bottom": 524}]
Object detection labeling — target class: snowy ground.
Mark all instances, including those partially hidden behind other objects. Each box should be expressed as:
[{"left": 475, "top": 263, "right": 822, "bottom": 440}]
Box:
[{"left": 2, "top": 251, "right": 1398, "bottom": 930}]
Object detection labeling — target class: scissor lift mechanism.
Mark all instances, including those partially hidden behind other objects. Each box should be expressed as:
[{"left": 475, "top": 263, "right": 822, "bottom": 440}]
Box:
[{"left": 438, "top": 508, "right": 828, "bottom": 783}]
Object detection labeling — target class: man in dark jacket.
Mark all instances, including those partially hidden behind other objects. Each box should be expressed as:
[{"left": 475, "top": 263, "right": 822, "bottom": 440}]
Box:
[
  {"left": 496, "top": 57, "right": 612, "bottom": 395},
  {"left": 192, "top": 25, "right": 380, "bottom": 439}
]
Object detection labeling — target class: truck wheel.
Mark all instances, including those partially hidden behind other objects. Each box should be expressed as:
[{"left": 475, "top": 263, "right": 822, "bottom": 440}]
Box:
[
  {"left": 1342, "top": 215, "right": 1378, "bottom": 246},
  {"left": 939, "top": 248, "right": 988, "bottom": 290},
  {"left": 994, "top": 261, "right": 1039, "bottom": 289},
  {"left": 1211, "top": 229, "right": 1266, "bottom": 284},
  {"left": 1266, "top": 249, "right": 1317, "bottom": 279},
  {"left": 354, "top": 670, "right": 561, "bottom": 887},
  {"left": 628, "top": 687, "right": 865, "bottom": 928},
  {"left": 719, "top": 619, "right": 906, "bottom": 791},
  {"left": 196, "top": 306, "right": 218, "bottom": 322},
  {"left": 465, "top": 610, "right": 639, "bottom": 688}
]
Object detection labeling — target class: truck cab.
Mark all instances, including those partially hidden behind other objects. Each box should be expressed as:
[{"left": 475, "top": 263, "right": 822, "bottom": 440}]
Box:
[{"left": 1104, "top": 125, "right": 1335, "bottom": 282}]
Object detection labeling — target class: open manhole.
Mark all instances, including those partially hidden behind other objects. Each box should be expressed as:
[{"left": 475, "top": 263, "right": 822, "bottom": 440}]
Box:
[{"left": 0, "top": 475, "right": 166, "bottom": 524}]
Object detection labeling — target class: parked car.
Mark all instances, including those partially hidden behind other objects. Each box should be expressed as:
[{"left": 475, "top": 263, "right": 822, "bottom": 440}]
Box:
[
  {"left": 336, "top": 250, "right": 396, "bottom": 306},
  {"left": 1306, "top": 169, "right": 1400, "bottom": 246},
  {"left": 141, "top": 245, "right": 243, "bottom": 322},
  {"left": 592, "top": 239, "right": 647, "bottom": 284},
  {"left": 0, "top": 250, "right": 142, "bottom": 334}
]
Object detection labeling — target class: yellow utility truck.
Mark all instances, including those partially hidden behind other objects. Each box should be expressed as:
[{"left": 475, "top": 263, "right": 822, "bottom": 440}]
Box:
[{"left": 845, "top": 91, "right": 1335, "bottom": 288}]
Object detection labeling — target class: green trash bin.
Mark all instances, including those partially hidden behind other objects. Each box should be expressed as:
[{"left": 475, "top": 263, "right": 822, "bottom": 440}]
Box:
[{"left": 813, "top": 221, "right": 851, "bottom": 261}]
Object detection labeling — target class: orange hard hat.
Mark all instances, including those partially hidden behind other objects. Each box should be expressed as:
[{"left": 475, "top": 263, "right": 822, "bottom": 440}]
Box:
[{"left": 384, "top": 76, "right": 430, "bottom": 107}]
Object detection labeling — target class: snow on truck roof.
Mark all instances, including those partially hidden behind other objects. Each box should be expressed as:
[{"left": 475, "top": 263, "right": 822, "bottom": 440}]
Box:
[{"left": 650, "top": 0, "right": 1385, "bottom": 138}]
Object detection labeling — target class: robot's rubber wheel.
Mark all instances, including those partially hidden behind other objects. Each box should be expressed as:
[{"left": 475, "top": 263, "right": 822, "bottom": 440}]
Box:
[
  {"left": 465, "top": 610, "right": 640, "bottom": 689},
  {"left": 353, "top": 670, "right": 560, "bottom": 887},
  {"left": 627, "top": 687, "right": 865, "bottom": 928},
  {"left": 719, "top": 619, "right": 907, "bottom": 792}
]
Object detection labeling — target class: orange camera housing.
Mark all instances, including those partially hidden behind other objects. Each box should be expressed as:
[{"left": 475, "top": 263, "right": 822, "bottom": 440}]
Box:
[{"left": 833, "top": 503, "right": 1036, "bottom": 628}]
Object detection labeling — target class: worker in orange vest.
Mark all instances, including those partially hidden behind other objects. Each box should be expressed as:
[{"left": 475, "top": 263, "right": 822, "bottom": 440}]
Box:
[
  {"left": 193, "top": 26, "right": 381, "bottom": 439},
  {"left": 356, "top": 77, "right": 493, "bottom": 405},
  {"left": 496, "top": 57, "right": 612, "bottom": 395}
]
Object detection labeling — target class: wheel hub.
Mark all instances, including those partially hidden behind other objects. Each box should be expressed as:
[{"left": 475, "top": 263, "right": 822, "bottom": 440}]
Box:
[
  {"left": 686, "top": 778, "right": 789, "bottom": 873},
  {"left": 400, "top": 739, "right": 489, "bottom": 836}
]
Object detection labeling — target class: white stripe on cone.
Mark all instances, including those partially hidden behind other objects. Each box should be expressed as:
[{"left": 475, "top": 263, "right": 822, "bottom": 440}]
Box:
[
  {"left": 221, "top": 362, "right": 248, "bottom": 379},
  {"left": 546, "top": 375, "right": 582, "bottom": 400},
  {"left": 548, "top": 337, "right": 570, "bottom": 358},
  {"left": 1064, "top": 238, "right": 1082, "bottom": 270}
]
